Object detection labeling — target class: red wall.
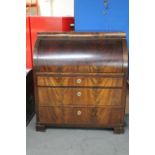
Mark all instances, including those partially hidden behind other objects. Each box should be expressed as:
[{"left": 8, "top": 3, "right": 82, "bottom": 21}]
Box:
[
  {"left": 26, "top": 16, "right": 74, "bottom": 69},
  {"left": 26, "top": 17, "right": 32, "bottom": 69},
  {"left": 62, "top": 17, "right": 74, "bottom": 31}
]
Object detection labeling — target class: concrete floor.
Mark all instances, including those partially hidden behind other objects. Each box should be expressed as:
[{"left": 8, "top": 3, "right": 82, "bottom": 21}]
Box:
[{"left": 26, "top": 115, "right": 129, "bottom": 155}]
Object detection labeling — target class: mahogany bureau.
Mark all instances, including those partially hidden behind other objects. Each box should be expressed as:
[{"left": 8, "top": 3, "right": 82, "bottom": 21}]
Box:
[{"left": 33, "top": 32, "right": 128, "bottom": 133}]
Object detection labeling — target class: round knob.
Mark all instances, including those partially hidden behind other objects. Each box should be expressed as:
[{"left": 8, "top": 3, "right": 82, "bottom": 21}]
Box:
[
  {"left": 76, "top": 79, "right": 82, "bottom": 84},
  {"left": 77, "top": 110, "right": 82, "bottom": 116},
  {"left": 76, "top": 92, "right": 81, "bottom": 97}
]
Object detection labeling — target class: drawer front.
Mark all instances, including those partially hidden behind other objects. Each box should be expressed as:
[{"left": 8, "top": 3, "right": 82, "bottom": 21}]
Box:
[
  {"left": 38, "top": 87, "right": 122, "bottom": 106},
  {"left": 38, "top": 107, "right": 123, "bottom": 125},
  {"left": 37, "top": 76, "right": 123, "bottom": 87}
]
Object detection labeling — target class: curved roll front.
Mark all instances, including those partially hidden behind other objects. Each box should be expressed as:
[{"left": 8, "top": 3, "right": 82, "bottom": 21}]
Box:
[{"left": 33, "top": 32, "right": 128, "bottom": 74}]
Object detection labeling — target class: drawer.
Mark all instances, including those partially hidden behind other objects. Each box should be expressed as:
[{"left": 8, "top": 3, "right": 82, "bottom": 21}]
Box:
[
  {"left": 37, "top": 76, "right": 123, "bottom": 87},
  {"left": 38, "top": 87, "right": 122, "bottom": 106},
  {"left": 38, "top": 107, "right": 123, "bottom": 125}
]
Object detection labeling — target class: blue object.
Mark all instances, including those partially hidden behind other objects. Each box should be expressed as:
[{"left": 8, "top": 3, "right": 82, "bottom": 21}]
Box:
[{"left": 75, "top": 0, "right": 129, "bottom": 47}]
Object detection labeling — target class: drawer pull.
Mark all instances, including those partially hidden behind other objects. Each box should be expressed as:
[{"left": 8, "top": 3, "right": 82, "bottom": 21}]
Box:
[
  {"left": 76, "top": 79, "right": 82, "bottom": 84},
  {"left": 76, "top": 92, "right": 81, "bottom": 96},
  {"left": 77, "top": 110, "right": 82, "bottom": 116}
]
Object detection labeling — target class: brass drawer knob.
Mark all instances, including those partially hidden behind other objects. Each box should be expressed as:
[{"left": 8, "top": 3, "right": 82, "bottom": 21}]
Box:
[
  {"left": 76, "top": 78, "right": 82, "bottom": 84},
  {"left": 76, "top": 92, "right": 81, "bottom": 96},
  {"left": 77, "top": 110, "right": 82, "bottom": 116}
]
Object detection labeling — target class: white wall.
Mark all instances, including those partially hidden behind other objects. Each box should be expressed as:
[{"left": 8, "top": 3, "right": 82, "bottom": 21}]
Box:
[
  {"left": 38, "top": 0, "right": 74, "bottom": 16},
  {"left": 52, "top": 0, "right": 74, "bottom": 16},
  {"left": 38, "top": 0, "right": 52, "bottom": 16}
]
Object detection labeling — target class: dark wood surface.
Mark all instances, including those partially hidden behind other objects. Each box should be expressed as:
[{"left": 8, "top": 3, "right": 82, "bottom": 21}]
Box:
[
  {"left": 38, "top": 87, "right": 122, "bottom": 106},
  {"left": 37, "top": 76, "right": 123, "bottom": 87},
  {"left": 36, "top": 39, "right": 123, "bottom": 73},
  {"left": 26, "top": 70, "right": 35, "bottom": 126},
  {"left": 33, "top": 32, "right": 128, "bottom": 133}
]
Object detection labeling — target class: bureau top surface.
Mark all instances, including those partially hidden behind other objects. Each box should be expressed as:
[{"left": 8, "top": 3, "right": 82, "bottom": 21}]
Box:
[{"left": 34, "top": 32, "right": 128, "bottom": 73}]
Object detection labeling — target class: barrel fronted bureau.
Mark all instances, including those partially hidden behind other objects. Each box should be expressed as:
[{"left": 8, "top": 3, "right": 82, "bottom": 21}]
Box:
[{"left": 33, "top": 32, "right": 128, "bottom": 133}]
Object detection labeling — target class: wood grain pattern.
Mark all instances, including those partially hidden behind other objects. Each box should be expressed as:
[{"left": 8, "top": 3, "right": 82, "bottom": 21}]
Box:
[
  {"left": 38, "top": 87, "right": 122, "bottom": 106},
  {"left": 36, "top": 39, "right": 123, "bottom": 73},
  {"left": 37, "top": 32, "right": 126, "bottom": 39},
  {"left": 38, "top": 106, "right": 123, "bottom": 126},
  {"left": 33, "top": 32, "right": 128, "bottom": 133},
  {"left": 37, "top": 76, "right": 123, "bottom": 87}
]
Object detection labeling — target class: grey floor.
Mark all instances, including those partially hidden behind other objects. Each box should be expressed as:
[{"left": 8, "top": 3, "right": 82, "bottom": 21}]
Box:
[{"left": 27, "top": 115, "right": 129, "bottom": 155}]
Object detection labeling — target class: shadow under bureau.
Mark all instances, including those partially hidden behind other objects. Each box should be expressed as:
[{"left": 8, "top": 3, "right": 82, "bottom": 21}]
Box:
[{"left": 33, "top": 32, "right": 128, "bottom": 133}]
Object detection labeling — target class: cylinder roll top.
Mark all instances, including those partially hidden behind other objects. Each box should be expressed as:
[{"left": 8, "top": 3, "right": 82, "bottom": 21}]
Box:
[{"left": 34, "top": 32, "right": 128, "bottom": 74}]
